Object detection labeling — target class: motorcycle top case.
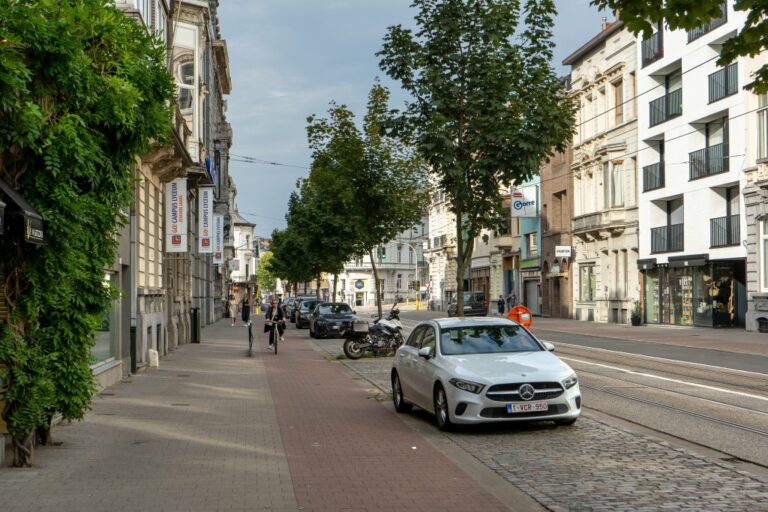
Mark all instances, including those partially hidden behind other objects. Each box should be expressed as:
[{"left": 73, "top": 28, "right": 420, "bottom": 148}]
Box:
[{"left": 350, "top": 320, "right": 369, "bottom": 336}]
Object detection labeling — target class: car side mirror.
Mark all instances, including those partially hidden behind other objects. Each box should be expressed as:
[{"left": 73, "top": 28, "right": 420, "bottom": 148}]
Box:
[
  {"left": 352, "top": 310, "right": 357, "bottom": 314},
  {"left": 543, "top": 341, "right": 555, "bottom": 352},
  {"left": 418, "top": 346, "right": 434, "bottom": 360}
]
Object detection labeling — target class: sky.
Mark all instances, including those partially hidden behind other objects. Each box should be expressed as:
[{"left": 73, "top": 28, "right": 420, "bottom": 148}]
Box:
[{"left": 218, "top": 0, "right": 607, "bottom": 238}]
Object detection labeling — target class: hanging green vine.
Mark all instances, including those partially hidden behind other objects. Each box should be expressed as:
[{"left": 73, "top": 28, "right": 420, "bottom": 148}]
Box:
[{"left": 0, "top": 0, "right": 175, "bottom": 466}]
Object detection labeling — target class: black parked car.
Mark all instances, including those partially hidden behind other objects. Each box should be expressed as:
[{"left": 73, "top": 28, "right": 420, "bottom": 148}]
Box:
[
  {"left": 308, "top": 303, "right": 356, "bottom": 339},
  {"left": 290, "top": 296, "right": 315, "bottom": 323},
  {"left": 446, "top": 291, "right": 487, "bottom": 317},
  {"left": 295, "top": 298, "right": 319, "bottom": 328}
]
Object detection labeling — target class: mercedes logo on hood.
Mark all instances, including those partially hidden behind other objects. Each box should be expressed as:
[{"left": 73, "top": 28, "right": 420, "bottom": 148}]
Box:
[{"left": 519, "top": 383, "right": 535, "bottom": 401}]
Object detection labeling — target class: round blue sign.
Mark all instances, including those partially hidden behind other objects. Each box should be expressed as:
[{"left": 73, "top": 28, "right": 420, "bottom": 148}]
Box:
[{"left": 355, "top": 279, "right": 364, "bottom": 290}]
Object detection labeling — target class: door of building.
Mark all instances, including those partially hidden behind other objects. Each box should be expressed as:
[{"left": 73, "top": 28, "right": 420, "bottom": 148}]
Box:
[
  {"left": 355, "top": 292, "right": 364, "bottom": 307},
  {"left": 525, "top": 280, "right": 541, "bottom": 316}
]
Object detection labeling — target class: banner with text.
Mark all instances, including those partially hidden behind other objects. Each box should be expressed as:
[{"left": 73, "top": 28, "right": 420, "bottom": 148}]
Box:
[
  {"left": 198, "top": 186, "right": 214, "bottom": 253},
  {"left": 510, "top": 185, "right": 538, "bottom": 218},
  {"left": 165, "top": 178, "right": 187, "bottom": 252},
  {"left": 213, "top": 213, "right": 224, "bottom": 265}
]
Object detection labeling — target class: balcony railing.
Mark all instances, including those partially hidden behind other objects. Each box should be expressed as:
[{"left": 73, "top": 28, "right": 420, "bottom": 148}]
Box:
[
  {"left": 689, "top": 142, "right": 728, "bottom": 180},
  {"left": 710, "top": 214, "right": 740, "bottom": 248},
  {"left": 709, "top": 63, "right": 738, "bottom": 103},
  {"left": 643, "top": 162, "right": 665, "bottom": 192},
  {"left": 649, "top": 88, "right": 682, "bottom": 127},
  {"left": 642, "top": 31, "right": 663, "bottom": 67},
  {"left": 688, "top": 3, "right": 728, "bottom": 43},
  {"left": 651, "top": 223, "right": 684, "bottom": 254}
]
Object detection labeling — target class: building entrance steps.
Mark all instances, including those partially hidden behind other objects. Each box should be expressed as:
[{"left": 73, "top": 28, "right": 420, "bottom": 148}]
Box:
[
  {"left": 532, "top": 317, "right": 768, "bottom": 358},
  {"left": 0, "top": 317, "right": 530, "bottom": 512}
]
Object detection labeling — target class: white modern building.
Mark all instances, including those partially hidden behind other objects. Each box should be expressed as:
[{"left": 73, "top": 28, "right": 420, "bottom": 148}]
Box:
[
  {"left": 230, "top": 210, "right": 256, "bottom": 292},
  {"left": 563, "top": 20, "right": 641, "bottom": 324},
  {"left": 336, "top": 220, "right": 428, "bottom": 308},
  {"left": 636, "top": 2, "right": 747, "bottom": 327}
]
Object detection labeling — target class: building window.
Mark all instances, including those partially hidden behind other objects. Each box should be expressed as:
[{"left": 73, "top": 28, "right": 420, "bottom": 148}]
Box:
[
  {"left": 758, "top": 95, "right": 768, "bottom": 160},
  {"left": 580, "top": 265, "right": 596, "bottom": 301},
  {"left": 613, "top": 79, "right": 624, "bottom": 125},
  {"left": 525, "top": 233, "right": 538, "bottom": 258},
  {"left": 762, "top": 219, "right": 768, "bottom": 292},
  {"left": 603, "top": 161, "right": 624, "bottom": 208},
  {"left": 92, "top": 272, "right": 119, "bottom": 365}
]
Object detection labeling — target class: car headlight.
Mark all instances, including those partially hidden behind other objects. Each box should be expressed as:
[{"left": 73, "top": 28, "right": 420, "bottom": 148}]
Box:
[
  {"left": 562, "top": 373, "right": 578, "bottom": 390},
  {"left": 449, "top": 378, "right": 484, "bottom": 394}
]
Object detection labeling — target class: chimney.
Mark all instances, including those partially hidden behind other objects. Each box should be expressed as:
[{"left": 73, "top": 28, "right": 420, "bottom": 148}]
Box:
[{"left": 601, "top": 16, "right": 608, "bottom": 30}]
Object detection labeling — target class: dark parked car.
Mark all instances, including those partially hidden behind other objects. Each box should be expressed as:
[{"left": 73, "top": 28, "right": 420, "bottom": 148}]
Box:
[
  {"left": 447, "top": 291, "right": 487, "bottom": 317},
  {"left": 295, "top": 298, "right": 319, "bottom": 328},
  {"left": 290, "top": 296, "right": 315, "bottom": 323},
  {"left": 308, "top": 303, "right": 356, "bottom": 338}
]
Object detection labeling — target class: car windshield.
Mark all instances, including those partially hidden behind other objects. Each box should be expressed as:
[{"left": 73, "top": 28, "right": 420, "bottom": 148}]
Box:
[
  {"left": 440, "top": 325, "right": 542, "bottom": 355},
  {"left": 318, "top": 304, "right": 352, "bottom": 315},
  {"left": 300, "top": 301, "right": 316, "bottom": 311}
]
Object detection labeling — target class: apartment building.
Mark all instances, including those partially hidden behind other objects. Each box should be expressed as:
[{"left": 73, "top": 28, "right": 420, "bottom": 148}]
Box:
[
  {"left": 636, "top": 2, "right": 747, "bottom": 328},
  {"left": 540, "top": 146, "right": 574, "bottom": 318},
  {"left": 564, "top": 20, "right": 640, "bottom": 324},
  {"left": 424, "top": 189, "right": 458, "bottom": 311},
  {"left": 742, "top": 52, "right": 768, "bottom": 332}
]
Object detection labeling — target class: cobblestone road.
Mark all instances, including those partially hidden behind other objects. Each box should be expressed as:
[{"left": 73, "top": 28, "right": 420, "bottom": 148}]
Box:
[{"left": 312, "top": 337, "right": 768, "bottom": 511}]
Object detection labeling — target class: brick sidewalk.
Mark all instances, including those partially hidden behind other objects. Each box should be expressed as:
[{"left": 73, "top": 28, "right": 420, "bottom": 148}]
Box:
[
  {"left": 0, "top": 318, "right": 518, "bottom": 512},
  {"left": 263, "top": 321, "right": 511, "bottom": 512}
]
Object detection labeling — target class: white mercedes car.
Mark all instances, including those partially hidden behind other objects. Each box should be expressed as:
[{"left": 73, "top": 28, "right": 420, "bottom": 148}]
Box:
[{"left": 391, "top": 318, "right": 581, "bottom": 430}]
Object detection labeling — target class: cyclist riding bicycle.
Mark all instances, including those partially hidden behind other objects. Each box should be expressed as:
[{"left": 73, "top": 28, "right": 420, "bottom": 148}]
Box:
[{"left": 264, "top": 298, "right": 285, "bottom": 351}]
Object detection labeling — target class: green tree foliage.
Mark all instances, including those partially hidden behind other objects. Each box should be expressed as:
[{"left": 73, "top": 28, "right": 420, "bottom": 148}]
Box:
[
  {"left": 378, "top": 0, "right": 575, "bottom": 315},
  {"left": 268, "top": 226, "right": 315, "bottom": 295},
  {"left": 256, "top": 251, "right": 278, "bottom": 295},
  {"left": 591, "top": 0, "right": 768, "bottom": 93},
  {"left": 305, "top": 83, "right": 427, "bottom": 317},
  {"left": 0, "top": 0, "right": 174, "bottom": 466}
]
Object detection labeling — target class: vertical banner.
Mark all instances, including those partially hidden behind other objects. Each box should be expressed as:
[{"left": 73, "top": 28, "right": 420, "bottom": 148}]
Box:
[
  {"left": 198, "top": 186, "right": 214, "bottom": 253},
  {"left": 510, "top": 185, "right": 538, "bottom": 218},
  {"left": 213, "top": 213, "right": 224, "bottom": 265},
  {"left": 165, "top": 177, "right": 188, "bottom": 252}
]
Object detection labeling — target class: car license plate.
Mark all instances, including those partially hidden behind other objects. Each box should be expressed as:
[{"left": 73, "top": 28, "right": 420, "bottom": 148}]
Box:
[
  {"left": 331, "top": 325, "right": 339, "bottom": 330},
  {"left": 464, "top": 306, "right": 471, "bottom": 310},
  {"left": 507, "top": 402, "right": 548, "bottom": 413}
]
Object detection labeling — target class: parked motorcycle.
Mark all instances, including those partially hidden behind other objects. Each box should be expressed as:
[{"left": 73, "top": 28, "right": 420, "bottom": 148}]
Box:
[{"left": 342, "top": 303, "right": 405, "bottom": 360}]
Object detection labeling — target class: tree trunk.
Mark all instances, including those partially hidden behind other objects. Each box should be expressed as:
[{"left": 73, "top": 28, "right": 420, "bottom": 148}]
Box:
[
  {"left": 315, "top": 274, "right": 321, "bottom": 301},
  {"left": 369, "top": 248, "right": 383, "bottom": 318},
  {"left": 11, "top": 429, "right": 34, "bottom": 467},
  {"left": 332, "top": 274, "right": 338, "bottom": 302},
  {"left": 454, "top": 206, "right": 465, "bottom": 318}
]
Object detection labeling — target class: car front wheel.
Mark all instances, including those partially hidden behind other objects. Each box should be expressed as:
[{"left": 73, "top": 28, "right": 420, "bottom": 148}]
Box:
[
  {"left": 434, "top": 384, "right": 452, "bottom": 431},
  {"left": 392, "top": 372, "right": 412, "bottom": 413}
]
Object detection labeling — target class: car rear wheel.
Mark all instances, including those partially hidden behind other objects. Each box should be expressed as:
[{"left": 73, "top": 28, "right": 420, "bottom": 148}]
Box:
[
  {"left": 392, "top": 372, "right": 412, "bottom": 413},
  {"left": 433, "top": 384, "right": 452, "bottom": 431}
]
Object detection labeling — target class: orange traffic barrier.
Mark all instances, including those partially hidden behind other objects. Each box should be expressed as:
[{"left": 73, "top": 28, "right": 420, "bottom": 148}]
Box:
[{"left": 507, "top": 305, "right": 533, "bottom": 328}]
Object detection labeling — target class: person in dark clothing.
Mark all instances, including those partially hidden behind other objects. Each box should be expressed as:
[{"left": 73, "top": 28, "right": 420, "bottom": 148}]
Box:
[
  {"left": 241, "top": 295, "right": 252, "bottom": 325},
  {"left": 497, "top": 295, "right": 505, "bottom": 316},
  {"left": 264, "top": 298, "right": 285, "bottom": 349}
]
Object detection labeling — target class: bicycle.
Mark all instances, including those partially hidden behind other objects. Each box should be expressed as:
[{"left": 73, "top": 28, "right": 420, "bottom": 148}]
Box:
[{"left": 266, "top": 320, "right": 278, "bottom": 355}]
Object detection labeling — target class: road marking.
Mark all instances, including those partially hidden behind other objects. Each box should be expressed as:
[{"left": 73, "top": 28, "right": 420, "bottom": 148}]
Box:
[
  {"left": 560, "top": 356, "right": 768, "bottom": 403},
  {"left": 546, "top": 340, "right": 768, "bottom": 378}
]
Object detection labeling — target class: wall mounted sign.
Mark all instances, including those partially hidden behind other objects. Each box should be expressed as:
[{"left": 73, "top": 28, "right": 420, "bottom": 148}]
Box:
[
  {"left": 213, "top": 213, "right": 224, "bottom": 265},
  {"left": 165, "top": 178, "right": 187, "bottom": 253},
  {"left": 510, "top": 185, "right": 538, "bottom": 218},
  {"left": 555, "top": 246, "right": 572, "bottom": 258},
  {"left": 198, "top": 186, "right": 213, "bottom": 253}
]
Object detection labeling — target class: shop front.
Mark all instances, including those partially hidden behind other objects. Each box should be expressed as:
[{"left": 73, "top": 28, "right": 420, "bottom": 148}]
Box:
[{"left": 640, "top": 256, "right": 745, "bottom": 328}]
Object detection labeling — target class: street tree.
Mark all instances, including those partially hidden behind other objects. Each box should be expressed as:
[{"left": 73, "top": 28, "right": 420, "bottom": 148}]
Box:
[
  {"left": 256, "top": 251, "right": 278, "bottom": 296},
  {"left": 378, "top": 0, "right": 575, "bottom": 316},
  {"left": 306, "top": 83, "right": 427, "bottom": 317},
  {"left": 268, "top": 226, "right": 315, "bottom": 296},
  {"left": 0, "top": 0, "right": 174, "bottom": 466},
  {"left": 590, "top": 0, "right": 768, "bottom": 93}
]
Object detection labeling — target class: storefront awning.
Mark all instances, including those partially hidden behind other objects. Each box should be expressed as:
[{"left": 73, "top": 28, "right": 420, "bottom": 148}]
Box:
[
  {"left": 668, "top": 254, "right": 708, "bottom": 268},
  {"left": 637, "top": 258, "right": 656, "bottom": 271},
  {"left": 0, "top": 178, "right": 44, "bottom": 245}
]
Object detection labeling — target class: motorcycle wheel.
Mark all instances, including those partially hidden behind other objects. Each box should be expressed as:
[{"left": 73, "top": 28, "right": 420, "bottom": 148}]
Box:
[{"left": 343, "top": 338, "right": 366, "bottom": 360}]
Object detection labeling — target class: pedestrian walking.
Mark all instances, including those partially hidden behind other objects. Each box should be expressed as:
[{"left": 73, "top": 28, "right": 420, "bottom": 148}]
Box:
[
  {"left": 507, "top": 293, "right": 516, "bottom": 312},
  {"left": 497, "top": 295, "right": 505, "bottom": 316},
  {"left": 229, "top": 294, "right": 239, "bottom": 327},
  {"left": 241, "top": 294, "right": 252, "bottom": 326}
]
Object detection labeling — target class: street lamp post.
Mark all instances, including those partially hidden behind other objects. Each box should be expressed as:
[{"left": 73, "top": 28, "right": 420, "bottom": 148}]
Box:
[{"left": 397, "top": 241, "right": 422, "bottom": 311}]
